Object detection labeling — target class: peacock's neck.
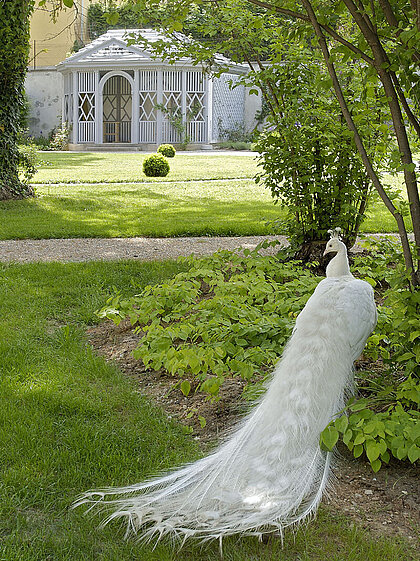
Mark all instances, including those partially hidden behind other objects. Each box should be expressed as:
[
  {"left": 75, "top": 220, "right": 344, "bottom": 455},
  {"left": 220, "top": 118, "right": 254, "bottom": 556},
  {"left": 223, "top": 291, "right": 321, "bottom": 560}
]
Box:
[{"left": 326, "top": 249, "right": 352, "bottom": 278}]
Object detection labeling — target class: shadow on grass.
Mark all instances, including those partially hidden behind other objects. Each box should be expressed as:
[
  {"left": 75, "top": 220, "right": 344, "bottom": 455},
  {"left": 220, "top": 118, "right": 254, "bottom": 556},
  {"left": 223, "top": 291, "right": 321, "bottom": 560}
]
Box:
[
  {"left": 38, "top": 153, "right": 106, "bottom": 170},
  {"left": 0, "top": 189, "right": 281, "bottom": 239}
]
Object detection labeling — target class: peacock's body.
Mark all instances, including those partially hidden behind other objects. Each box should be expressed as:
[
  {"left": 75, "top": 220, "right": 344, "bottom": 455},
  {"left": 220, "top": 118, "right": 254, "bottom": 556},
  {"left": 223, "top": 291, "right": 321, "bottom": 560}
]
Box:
[{"left": 76, "top": 231, "right": 377, "bottom": 543}]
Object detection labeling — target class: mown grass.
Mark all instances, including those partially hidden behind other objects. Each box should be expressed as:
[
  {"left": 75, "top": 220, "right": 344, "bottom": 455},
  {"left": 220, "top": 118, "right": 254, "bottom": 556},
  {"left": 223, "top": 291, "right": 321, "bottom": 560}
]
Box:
[
  {"left": 33, "top": 152, "right": 259, "bottom": 184},
  {"left": 0, "top": 260, "right": 417, "bottom": 560},
  {"left": 0, "top": 180, "right": 279, "bottom": 239},
  {"left": 0, "top": 152, "right": 411, "bottom": 239}
]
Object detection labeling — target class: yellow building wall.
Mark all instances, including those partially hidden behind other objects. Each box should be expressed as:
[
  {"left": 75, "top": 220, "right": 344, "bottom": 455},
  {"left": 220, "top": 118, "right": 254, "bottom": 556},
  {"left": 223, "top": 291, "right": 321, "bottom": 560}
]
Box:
[{"left": 29, "top": 0, "right": 98, "bottom": 68}]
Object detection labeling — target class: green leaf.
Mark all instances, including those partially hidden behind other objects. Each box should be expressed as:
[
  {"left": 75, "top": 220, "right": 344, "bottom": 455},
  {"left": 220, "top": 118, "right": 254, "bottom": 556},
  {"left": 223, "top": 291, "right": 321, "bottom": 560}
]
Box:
[
  {"left": 353, "top": 433, "right": 365, "bottom": 445},
  {"left": 353, "top": 444, "right": 364, "bottom": 458},
  {"left": 343, "top": 428, "right": 353, "bottom": 445},
  {"left": 321, "top": 426, "right": 339, "bottom": 451},
  {"left": 62, "top": 0, "right": 74, "bottom": 7},
  {"left": 407, "top": 444, "right": 420, "bottom": 463},
  {"left": 180, "top": 380, "right": 191, "bottom": 397},
  {"left": 335, "top": 415, "right": 349, "bottom": 433},
  {"left": 370, "top": 458, "right": 382, "bottom": 472},
  {"left": 396, "top": 352, "right": 415, "bottom": 362},
  {"left": 105, "top": 11, "right": 119, "bottom": 25},
  {"left": 366, "top": 441, "right": 381, "bottom": 462}
]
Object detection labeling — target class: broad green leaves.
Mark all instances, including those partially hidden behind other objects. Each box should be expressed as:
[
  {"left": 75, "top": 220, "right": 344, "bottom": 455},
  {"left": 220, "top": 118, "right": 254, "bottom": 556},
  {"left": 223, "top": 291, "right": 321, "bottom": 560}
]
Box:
[{"left": 99, "top": 247, "right": 319, "bottom": 400}]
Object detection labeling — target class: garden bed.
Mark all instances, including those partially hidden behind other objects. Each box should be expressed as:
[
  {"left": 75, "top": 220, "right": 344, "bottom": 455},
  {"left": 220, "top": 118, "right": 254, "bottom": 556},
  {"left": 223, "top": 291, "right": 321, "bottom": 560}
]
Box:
[{"left": 86, "top": 317, "right": 420, "bottom": 548}]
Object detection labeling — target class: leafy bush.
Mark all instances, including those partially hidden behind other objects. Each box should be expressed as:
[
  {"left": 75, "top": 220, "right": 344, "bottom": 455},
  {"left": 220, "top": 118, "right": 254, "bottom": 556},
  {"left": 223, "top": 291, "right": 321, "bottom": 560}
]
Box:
[
  {"left": 158, "top": 144, "right": 176, "bottom": 158},
  {"left": 18, "top": 142, "right": 38, "bottom": 184},
  {"left": 143, "top": 154, "right": 170, "bottom": 177},
  {"left": 99, "top": 244, "right": 319, "bottom": 397},
  {"left": 218, "top": 120, "right": 253, "bottom": 143},
  {"left": 49, "top": 123, "right": 70, "bottom": 151},
  {"left": 99, "top": 239, "right": 419, "bottom": 471}
]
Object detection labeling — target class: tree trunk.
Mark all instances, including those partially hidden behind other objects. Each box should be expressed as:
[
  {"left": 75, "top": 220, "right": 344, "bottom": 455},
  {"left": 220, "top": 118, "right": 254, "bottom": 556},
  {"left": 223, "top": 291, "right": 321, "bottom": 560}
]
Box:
[{"left": 0, "top": 0, "right": 35, "bottom": 200}]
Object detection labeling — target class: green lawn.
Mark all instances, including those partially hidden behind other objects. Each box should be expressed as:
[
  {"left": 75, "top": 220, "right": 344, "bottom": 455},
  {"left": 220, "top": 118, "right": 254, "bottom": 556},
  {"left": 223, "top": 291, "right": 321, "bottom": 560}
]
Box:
[
  {"left": 0, "top": 260, "right": 416, "bottom": 560},
  {"left": 33, "top": 152, "right": 260, "bottom": 183},
  {"left": 0, "top": 152, "right": 409, "bottom": 239}
]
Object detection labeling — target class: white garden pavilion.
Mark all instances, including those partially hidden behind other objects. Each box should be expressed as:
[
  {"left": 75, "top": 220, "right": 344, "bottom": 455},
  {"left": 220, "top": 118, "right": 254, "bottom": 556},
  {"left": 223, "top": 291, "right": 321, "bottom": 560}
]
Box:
[{"left": 57, "top": 29, "right": 248, "bottom": 150}]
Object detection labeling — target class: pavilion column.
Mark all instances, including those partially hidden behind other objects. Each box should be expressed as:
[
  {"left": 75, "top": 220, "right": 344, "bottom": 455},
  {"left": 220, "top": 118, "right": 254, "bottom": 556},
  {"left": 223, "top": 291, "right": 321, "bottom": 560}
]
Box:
[
  {"left": 156, "top": 69, "right": 163, "bottom": 145},
  {"left": 206, "top": 76, "right": 213, "bottom": 144},
  {"left": 132, "top": 70, "right": 139, "bottom": 144},
  {"left": 72, "top": 71, "right": 78, "bottom": 144},
  {"left": 181, "top": 70, "right": 187, "bottom": 143},
  {"left": 94, "top": 70, "right": 100, "bottom": 144},
  {"left": 61, "top": 74, "right": 66, "bottom": 126}
]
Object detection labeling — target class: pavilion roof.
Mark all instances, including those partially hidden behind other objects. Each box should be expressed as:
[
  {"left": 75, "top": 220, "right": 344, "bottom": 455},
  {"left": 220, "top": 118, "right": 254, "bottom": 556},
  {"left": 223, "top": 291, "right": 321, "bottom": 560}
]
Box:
[{"left": 57, "top": 29, "right": 247, "bottom": 73}]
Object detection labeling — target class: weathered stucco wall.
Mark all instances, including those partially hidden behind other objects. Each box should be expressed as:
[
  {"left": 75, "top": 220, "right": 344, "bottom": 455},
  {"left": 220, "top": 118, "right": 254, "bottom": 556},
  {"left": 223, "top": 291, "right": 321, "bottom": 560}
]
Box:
[{"left": 25, "top": 69, "right": 63, "bottom": 137}]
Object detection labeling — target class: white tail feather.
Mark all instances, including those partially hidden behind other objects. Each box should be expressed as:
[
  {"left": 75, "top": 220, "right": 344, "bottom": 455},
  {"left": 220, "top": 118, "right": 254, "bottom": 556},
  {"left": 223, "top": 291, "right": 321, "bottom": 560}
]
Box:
[{"left": 75, "top": 273, "right": 376, "bottom": 543}]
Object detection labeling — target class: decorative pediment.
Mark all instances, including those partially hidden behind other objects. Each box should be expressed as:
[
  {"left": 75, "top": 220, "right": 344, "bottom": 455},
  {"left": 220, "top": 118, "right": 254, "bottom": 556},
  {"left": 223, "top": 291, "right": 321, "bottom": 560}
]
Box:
[
  {"left": 76, "top": 39, "right": 150, "bottom": 63},
  {"left": 57, "top": 30, "right": 159, "bottom": 68}
]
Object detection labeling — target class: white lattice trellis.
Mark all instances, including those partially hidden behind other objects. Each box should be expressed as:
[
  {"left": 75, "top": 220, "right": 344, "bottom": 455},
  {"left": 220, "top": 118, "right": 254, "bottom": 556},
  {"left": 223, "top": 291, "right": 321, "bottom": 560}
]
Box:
[
  {"left": 212, "top": 74, "right": 245, "bottom": 142},
  {"left": 186, "top": 71, "right": 206, "bottom": 143},
  {"left": 78, "top": 72, "right": 96, "bottom": 142},
  {"left": 139, "top": 70, "right": 157, "bottom": 143},
  {"left": 162, "top": 70, "right": 182, "bottom": 143}
]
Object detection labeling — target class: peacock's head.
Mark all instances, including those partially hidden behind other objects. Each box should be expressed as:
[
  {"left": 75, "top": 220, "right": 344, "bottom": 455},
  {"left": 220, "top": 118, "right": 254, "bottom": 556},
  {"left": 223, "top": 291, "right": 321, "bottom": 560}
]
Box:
[
  {"left": 323, "top": 237, "right": 346, "bottom": 256},
  {"left": 323, "top": 228, "right": 346, "bottom": 256}
]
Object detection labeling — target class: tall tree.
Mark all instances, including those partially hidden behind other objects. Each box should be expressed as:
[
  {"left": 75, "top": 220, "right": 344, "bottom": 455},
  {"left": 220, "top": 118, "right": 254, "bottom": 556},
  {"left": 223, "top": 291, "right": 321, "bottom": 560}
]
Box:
[{"left": 0, "top": 0, "right": 35, "bottom": 200}]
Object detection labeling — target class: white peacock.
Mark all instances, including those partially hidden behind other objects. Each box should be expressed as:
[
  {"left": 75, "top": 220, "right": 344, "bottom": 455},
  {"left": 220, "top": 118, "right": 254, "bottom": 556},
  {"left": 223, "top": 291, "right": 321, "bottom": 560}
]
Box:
[{"left": 75, "top": 228, "right": 377, "bottom": 545}]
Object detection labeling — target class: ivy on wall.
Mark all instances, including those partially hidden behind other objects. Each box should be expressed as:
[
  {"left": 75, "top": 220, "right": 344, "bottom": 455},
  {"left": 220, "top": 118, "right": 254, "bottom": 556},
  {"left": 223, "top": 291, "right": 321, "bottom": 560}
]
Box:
[{"left": 0, "top": 0, "right": 35, "bottom": 200}]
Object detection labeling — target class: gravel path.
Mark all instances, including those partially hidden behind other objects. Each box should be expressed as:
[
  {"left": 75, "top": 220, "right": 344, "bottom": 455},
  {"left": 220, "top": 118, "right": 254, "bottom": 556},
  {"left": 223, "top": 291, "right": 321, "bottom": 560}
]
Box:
[
  {"left": 0, "top": 233, "right": 409, "bottom": 264},
  {"left": 0, "top": 236, "right": 285, "bottom": 263}
]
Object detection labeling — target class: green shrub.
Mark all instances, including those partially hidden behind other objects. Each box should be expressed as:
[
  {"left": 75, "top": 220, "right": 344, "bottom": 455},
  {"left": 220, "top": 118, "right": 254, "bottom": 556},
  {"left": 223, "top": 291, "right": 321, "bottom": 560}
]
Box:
[
  {"left": 158, "top": 144, "right": 176, "bottom": 158},
  {"left": 143, "top": 154, "right": 170, "bottom": 177},
  {"left": 216, "top": 141, "right": 252, "bottom": 150},
  {"left": 18, "top": 142, "right": 38, "bottom": 184}
]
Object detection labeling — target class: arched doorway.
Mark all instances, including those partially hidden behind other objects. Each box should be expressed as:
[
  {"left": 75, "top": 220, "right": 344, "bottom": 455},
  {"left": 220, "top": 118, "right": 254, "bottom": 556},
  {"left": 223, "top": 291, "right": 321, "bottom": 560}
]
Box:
[{"left": 102, "top": 74, "right": 132, "bottom": 143}]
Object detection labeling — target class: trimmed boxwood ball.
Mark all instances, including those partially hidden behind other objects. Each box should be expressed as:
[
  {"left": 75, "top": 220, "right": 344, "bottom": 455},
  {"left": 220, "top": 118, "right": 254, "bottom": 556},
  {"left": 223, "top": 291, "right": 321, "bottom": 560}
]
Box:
[
  {"left": 157, "top": 144, "right": 176, "bottom": 158},
  {"left": 143, "top": 154, "right": 170, "bottom": 177}
]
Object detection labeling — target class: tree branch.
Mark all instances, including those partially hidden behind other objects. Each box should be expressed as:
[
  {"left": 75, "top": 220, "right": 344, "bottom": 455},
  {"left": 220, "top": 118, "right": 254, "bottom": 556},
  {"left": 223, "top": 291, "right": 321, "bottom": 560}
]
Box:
[{"left": 243, "top": 0, "right": 375, "bottom": 65}]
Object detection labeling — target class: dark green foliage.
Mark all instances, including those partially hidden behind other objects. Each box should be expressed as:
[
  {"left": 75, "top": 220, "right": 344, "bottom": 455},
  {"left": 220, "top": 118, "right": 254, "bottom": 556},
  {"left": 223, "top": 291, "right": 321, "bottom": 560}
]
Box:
[
  {"left": 18, "top": 142, "right": 38, "bottom": 184},
  {"left": 99, "top": 244, "right": 320, "bottom": 398},
  {"left": 0, "top": 0, "right": 35, "bottom": 200},
  {"left": 143, "top": 154, "right": 170, "bottom": 177},
  {"left": 158, "top": 144, "right": 176, "bottom": 158},
  {"left": 87, "top": 2, "right": 139, "bottom": 39}
]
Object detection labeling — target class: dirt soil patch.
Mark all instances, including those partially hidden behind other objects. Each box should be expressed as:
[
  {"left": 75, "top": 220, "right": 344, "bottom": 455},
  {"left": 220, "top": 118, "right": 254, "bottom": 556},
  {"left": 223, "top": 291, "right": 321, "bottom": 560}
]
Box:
[{"left": 86, "top": 319, "right": 419, "bottom": 549}]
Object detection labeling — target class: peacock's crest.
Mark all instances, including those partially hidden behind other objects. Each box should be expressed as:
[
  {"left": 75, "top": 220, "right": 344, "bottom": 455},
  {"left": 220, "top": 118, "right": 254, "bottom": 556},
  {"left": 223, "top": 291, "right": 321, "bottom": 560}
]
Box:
[{"left": 328, "top": 227, "right": 342, "bottom": 240}]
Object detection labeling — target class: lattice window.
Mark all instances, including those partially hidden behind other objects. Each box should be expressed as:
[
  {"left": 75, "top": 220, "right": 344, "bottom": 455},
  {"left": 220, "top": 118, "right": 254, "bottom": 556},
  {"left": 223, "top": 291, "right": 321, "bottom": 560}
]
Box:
[
  {"left": 79, "top": 92, "right": 95, "bottom": 121},
  {"left": 186, "top": 71, "right": 206, "bottom": 142},
  {"left": 139, "top": 70, "right": 157, "bottom": 143},
  {"left": 212, "top": 74, "right": 245, "bottom": 142},
  {"left": 162, "top": 70, "right": 182, "bottom": 143},
  {"left": 77, "top": 72, "right": 96, "bottom": 142}
]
